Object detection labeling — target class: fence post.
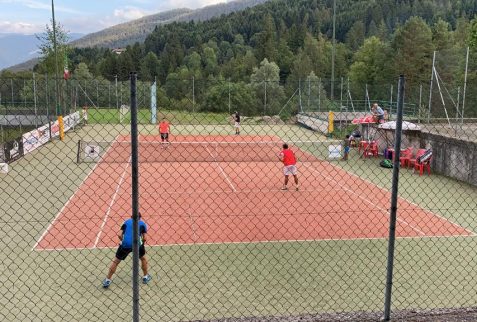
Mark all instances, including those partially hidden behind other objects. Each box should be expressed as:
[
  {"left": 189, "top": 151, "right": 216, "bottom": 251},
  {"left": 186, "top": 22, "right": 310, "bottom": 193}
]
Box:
[
  {"left": 33, "top": 73, "right": 38, "bottom": 128},
  {"left": 383, "top": 75, "right": 405, "bottom": 321},
  {"left": 427, "top": 51, "right": 436, "bottom": 123},
  {"left": 228, "top": 79, "right": 231, "bottom": 114},
  {"left": 461, "top": 47, "right": 469, "bottom": 124},
  {"left": 130, "top": 72, "right": 140, "bottom": 322},
  {"left": 192, "top": 76, "right": 195, "bottom": 112},
  {"left": 264, "top": 81, "right": 267, "bottom": 116},
  {"left": 45, "top": 74, "right": 53, "bottom": 140}
]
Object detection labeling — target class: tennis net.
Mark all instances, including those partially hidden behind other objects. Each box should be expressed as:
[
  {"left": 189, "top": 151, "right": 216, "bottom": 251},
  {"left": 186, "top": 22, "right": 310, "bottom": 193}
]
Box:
[{"left": 76, "top": 139, "right": 343, "bottom": 163}]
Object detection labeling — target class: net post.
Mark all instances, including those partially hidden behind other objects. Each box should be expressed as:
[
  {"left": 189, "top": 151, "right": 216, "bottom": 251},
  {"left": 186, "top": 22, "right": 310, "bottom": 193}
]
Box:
[
  {"left": 383, "top": 75, "right": 405, "bottom": 321},
  {"left": 130, "top": 72, "right": 140, "bottom": 322}
]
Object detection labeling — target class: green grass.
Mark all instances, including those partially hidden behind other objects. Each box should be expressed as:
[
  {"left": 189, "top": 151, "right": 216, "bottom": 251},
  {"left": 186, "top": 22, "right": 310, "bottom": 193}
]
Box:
[{"left": 87, "top": 108, "right": 233, "bottom": 125}]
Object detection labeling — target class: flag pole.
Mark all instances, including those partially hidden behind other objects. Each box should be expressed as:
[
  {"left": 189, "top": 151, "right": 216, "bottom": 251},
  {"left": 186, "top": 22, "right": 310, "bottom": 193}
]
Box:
[{"left": 51, "top": 0, "right": 64, "bottom": 140}]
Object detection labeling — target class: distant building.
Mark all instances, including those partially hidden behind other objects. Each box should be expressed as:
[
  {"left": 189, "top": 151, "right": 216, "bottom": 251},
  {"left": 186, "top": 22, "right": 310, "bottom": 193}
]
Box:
[{"left": 112, "top": 48, "right": 126, "bottom": 55}]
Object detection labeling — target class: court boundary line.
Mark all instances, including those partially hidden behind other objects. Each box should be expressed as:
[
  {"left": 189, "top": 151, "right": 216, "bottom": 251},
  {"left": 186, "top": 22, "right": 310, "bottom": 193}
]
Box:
[
  {"left": 303, "top": 162, "right": 474, "bottom": 236},
  {"left": 34, "top": 234, "right": 477, "bottom": 252},
  {"left": 32, "top": 134, "right": 121, "bottom": 251},
  {"left": 139, "top": 187, "right": 347, "bottom": 195},
  {"left": 93, "top": 156, "right": 131, "bottom": 248},
  {"left": 320, "top": 160, "right": 476, "bottom": 236},
  {"left": 205, "top": 145, "right": 236, "bottom": 192},
  {"left": 303, "top": 163, "right": 426, "bottom": 236}
]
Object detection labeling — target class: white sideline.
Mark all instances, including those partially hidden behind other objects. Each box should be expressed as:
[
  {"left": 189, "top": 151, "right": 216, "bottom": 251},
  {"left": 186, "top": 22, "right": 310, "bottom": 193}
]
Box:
[
  {"left": 93, "top": 156, "right": 131, "bottom": 248},
  {"left": 205, "top": 146, "right": 237, "bottom": 192},
  {"left": 303, "top": 162, "right": 474, "bottom": 236},
  {"left": 303, "top": 163, "right": 426, "bottom": 235},
  {"left": 32, "top": 135, "right": 120, "bottom": 251},
  {"left": 34, "top": 234, "right": 477, "bottom": 252}
]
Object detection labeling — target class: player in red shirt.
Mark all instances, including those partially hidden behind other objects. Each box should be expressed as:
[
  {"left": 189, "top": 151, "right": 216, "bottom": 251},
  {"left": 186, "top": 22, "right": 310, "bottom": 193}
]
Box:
[
  {"left": 159, "top": 118, "right": 170, "bottom": 144},
  {"left": 279, "top": 143, "right": 298, "bottom": 191}
]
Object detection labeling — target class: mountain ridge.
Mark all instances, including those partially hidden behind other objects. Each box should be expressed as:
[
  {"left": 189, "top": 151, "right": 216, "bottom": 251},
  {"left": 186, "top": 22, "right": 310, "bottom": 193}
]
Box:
[{"left": 71, "top": 0, "right": 269, "bottom": 49}]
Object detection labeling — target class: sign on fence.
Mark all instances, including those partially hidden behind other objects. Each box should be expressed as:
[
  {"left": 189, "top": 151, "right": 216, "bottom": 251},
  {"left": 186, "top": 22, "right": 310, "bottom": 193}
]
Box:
[
  {"left": 22, "top": 112, "right": 81, "bottom": 155},
  {"left": 23, "top": 123, "right": 51, "bottom": 154},
  {"left": 4, "top": 136, "right": 24, "bottom": 163}
]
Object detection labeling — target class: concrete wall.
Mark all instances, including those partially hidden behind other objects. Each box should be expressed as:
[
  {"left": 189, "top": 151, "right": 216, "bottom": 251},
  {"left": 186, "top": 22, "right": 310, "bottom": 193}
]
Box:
[
  {"left": 400, "top": 131, "right": 477, "bottom": 186},
  {"left": 0, "top": 115, "right": 50, "bottom": 126}
]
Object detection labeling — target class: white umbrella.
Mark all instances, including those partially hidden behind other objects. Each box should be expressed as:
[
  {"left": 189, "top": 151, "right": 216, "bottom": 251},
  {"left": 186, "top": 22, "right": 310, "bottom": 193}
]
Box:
[{"left": 378, "top": 121, "right": 421, "bottom": 131}]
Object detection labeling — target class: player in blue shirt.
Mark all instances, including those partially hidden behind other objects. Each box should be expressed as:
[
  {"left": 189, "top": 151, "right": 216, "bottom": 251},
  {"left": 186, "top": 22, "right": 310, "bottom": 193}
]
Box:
[{"left": 102, "top": 213, "right": 151, "bottom": 288}]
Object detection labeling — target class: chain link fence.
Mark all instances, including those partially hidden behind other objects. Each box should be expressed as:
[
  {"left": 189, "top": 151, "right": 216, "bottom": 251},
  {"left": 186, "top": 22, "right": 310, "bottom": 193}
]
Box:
[{"left": 0, "top": 72, "right": 476, "bottom": 321}]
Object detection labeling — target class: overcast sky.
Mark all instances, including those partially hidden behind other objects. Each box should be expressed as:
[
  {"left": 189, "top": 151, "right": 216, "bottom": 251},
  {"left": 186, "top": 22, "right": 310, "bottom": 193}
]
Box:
[{"left": 0, "top": 0, "right": 230, "bottom": 34}]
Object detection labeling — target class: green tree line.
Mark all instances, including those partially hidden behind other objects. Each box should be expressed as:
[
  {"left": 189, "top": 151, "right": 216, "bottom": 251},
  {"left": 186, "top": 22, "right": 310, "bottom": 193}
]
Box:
[{"left": 3, "top": 0, "right": 477, "bottom": 117}]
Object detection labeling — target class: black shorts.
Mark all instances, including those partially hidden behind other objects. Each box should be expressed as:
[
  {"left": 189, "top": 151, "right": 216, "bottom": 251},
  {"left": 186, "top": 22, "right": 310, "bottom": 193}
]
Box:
[
  {"left": 160, "top": 133, "right": 169, "bottom": 140},
  {"left": 115, "top": 245, "right": 146, "bottom": 261}
]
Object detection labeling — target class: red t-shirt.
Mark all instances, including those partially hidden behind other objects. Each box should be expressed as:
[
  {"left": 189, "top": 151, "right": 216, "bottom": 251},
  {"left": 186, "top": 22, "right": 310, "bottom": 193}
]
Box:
[
  {"left": 159, "top": 121, "right": 170, "bottom": 133},
  {"left": 280, "top": 149, "right": 296, "bottom": 166}
]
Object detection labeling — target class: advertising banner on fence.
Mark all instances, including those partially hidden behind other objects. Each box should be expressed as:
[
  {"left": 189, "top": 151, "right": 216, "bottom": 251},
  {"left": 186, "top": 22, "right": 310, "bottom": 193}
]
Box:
[
  {"left": 22, "top": 112, "right": 80, "bottom": 155},
  {"left": 63, "top": 112, "right": 80, "bottom": 132},
  {"left": 4, "top": 136, "right": 24, "bottom": 163},
  {"left": 22, "top": 123, "right": 51, "bottom": 154}
]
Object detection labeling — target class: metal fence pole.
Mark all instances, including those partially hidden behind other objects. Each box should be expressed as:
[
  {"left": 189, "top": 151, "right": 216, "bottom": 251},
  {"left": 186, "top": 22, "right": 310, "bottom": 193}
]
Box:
[
  {"left": 130, "top": 72, "right": 140, "bottom": 322},
  {"left": 383, "top": 75, "right": 405, "bottom": 321},
  {"left": 228, "top": 79, "right": 231, "bottom": 114},
  {"left": 45, "top": 74, "right": 52, "bottom": 140},
  {"left": 33, "top": 73, "right": 38, "bottom": 128},
  {"left": 461, "top": 47, "right": 469, "bottom": 123},
  {"left": 428, "top": 51, "right": 436, "bottom": 123}
]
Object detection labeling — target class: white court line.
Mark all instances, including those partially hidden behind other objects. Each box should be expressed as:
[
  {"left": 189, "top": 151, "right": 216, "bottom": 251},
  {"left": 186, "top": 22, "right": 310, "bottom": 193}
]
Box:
[
  {"left": 303, "top": 163, "right": 426, "bottom": 236},
  {"left": 205, "top": 146, "right": 236, "bottom": 192},
  {"left": 305, "top": 161, "right": 476, "bottom": 236},
  {"left": 34, "top": 233, "right": 477, "bottom": 252},
  {"left": 32, "top": 135, "right": 121, "bottom": 251},
  {"left": 140, "top": 187, "right": 346, "bottom": 195},
  {"left": 92, "top": 156, "right": 131, "bottom": 248}
]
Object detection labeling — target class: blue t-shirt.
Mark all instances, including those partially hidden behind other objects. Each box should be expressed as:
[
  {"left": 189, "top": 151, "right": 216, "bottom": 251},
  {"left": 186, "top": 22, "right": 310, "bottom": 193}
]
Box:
[{"left": 121, "top": 218, "right": 147, "bottom": 248}]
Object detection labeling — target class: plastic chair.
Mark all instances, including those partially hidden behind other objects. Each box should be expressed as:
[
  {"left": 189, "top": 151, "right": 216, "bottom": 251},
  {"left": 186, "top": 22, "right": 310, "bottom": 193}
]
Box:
[
  {"left": 415, "top": 156, "right": 432, "bottom": 176},
  {"left": 399, "top": 147, "right": 413, "bottom": 167},
  {"left": 363, "top": 141, "right": 378, "bottom": 158},
  {"left": 408, "top": 149, "right": 426, "bottom": 169},
  {"left": 358, "top": 140, "right": 368, "bottom": 154}
]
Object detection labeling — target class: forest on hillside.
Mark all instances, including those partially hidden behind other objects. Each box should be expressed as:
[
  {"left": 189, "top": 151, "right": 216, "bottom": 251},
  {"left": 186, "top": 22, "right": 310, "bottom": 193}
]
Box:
[{"left": 3, "top": 0, "right": 477, "bottom": 117}]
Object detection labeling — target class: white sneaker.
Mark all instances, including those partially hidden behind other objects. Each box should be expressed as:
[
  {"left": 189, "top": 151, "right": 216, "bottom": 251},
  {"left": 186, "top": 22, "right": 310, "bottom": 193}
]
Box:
[
  {"left": 281, "top": 186, "right": 288, "bottom": 191},
  {"left": 142, "top": 274, "right": 152, "bottom": 284},
  {"left": 102, "top": 278, "right": 111, "bottom": 288}
]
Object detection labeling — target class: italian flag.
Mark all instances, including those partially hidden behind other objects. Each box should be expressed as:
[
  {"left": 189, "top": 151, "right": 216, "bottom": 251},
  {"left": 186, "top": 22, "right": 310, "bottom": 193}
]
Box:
[{"left": 63, "top": 53, "right": 70, "bottom": 80}]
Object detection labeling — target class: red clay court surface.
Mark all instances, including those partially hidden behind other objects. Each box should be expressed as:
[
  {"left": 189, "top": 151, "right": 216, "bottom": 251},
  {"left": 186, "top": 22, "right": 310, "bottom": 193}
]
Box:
[{"left": 34, "top": 135, "right": 474, "bottom": 251}]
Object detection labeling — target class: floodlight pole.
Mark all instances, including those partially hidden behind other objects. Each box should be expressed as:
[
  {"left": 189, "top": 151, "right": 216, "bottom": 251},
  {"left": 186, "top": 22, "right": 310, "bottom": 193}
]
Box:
[
  {"left": 51, "top": 0, "right": 64, "bottom": 140},
  {"left": 330, "top": 0, "right": 336, "bottom": 100}
]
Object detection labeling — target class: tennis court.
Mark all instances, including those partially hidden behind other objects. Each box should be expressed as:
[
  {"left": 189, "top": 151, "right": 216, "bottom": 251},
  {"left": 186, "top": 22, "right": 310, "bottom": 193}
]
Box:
[{"left": 33, "top": 134, "right": 472, "bottom": 251}]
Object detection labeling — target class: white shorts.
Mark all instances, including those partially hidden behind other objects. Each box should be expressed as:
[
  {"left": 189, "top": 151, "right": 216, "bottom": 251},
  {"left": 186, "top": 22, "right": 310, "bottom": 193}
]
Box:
[
  {"left": 234, "top": 122, "right": 240, "bottom": 128},
  {"left": 283, "top": 165, "right": 297, "bottom": 176}
]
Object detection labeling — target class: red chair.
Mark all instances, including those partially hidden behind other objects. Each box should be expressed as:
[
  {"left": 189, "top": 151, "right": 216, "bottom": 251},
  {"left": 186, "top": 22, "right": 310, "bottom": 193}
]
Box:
[
  {"left": 358, "top": 140, "right": 368, "bottom": 154},
  {"left": 408, "top": 149, "right": 426, "bottom": 169},
  {"left": 399, "top": 147, "right": 413, "bottom": 167},
  {"left": 363, "top": 141, "right": 378, "bottom": 158},
  {"left": 415, "top": 156, "right": 431, "bottom": 176}
]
